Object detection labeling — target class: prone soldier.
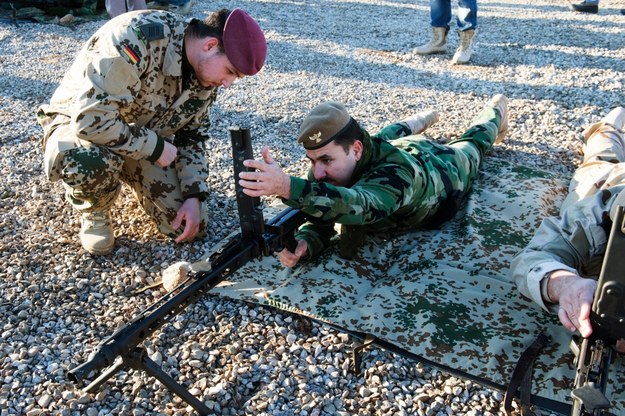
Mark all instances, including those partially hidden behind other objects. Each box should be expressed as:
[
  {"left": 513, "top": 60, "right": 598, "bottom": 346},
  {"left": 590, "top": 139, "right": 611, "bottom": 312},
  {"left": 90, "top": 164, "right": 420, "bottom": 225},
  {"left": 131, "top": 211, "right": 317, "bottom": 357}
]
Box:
[{"left": 238, "top": 95, "right": 509, "bottom": 267}]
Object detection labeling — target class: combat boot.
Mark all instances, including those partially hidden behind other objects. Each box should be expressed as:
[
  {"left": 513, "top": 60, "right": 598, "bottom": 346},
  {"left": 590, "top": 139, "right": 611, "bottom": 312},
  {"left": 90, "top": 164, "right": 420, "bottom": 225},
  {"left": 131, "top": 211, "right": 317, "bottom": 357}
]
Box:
[
  {"left": 583, "top": 107, "right": 625, "bottom": 141},
  {"left": 415, "top": 27, "right": 448, "bottom": 55},
  {"left": 80, "top": 210, "right": 114, "bottom": 255},
  {"left": 570, "top": 1, "right": 598, "bottom": 13},
  {"left": 451, "top": 29, "right": 476, "bottom": 65},
  {"left": 486, "top": 94, "right": 509, "bottom": 143},
  {"left": 401, "top": 110, "right": 440, "bottom": 134}
]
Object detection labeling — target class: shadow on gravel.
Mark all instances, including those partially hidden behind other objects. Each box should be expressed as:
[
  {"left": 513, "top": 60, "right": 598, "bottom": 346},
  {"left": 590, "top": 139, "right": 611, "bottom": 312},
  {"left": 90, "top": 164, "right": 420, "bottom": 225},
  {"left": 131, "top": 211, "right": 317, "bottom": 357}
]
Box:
[{"left": 265, "top": 39, "right": 622, "bottom": 107}]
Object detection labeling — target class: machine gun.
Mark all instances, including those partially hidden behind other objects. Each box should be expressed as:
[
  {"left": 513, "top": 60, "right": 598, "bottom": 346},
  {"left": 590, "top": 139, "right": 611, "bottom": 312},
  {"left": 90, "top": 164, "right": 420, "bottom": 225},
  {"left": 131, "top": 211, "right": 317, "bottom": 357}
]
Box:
[
  {"left": 67, "top": 127, "right": 306, "bottom": 415},
  {"left": 570, "top": 205, "right": 625, "bottom": 416}
]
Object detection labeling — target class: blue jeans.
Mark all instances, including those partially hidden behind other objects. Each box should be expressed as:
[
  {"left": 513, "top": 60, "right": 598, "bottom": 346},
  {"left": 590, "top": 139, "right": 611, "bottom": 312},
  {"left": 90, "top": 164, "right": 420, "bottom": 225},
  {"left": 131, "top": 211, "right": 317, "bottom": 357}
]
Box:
[{"left": 430, "top": 0, "right": 477, "bottom": 32}]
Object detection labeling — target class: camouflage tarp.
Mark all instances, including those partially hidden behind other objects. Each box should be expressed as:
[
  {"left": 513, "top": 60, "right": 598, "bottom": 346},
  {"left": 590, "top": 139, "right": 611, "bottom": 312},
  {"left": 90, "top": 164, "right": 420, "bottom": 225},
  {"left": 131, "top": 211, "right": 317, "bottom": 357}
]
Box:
[{"left": 207, "top": 157, "right": 625, "bottom": 414}]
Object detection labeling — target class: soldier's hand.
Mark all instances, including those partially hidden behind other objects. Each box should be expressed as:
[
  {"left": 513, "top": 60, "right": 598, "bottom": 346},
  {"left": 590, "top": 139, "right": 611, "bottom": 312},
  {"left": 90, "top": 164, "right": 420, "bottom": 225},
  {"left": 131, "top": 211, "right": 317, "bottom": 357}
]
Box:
[
  {"left": 278, "top": 239, "right": 308, "bottom": 268},
  {"left": 552, "top": 272, "right": 596, "bottom": 338},
  {"left": 172, "top": 197, "right": 201, "bottom": 243},
  {"left": 156, "top": 141, "right": 177, "bottom": 168},
  {"left": 240, "top": 147, "right": 291, "bottom": 199}
]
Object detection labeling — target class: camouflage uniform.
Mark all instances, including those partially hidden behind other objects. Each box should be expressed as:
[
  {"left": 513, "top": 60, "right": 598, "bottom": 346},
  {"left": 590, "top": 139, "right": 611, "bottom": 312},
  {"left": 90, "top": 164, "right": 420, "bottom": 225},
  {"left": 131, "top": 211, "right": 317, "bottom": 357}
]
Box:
[
  {"left": 510, "top": 118, "right": 625, "bottom": 313},
  {"left": 37, "top": 10, "right": 215, "bottom": 238},
  {"left": 286, "top": 106, "right": 503, "bottom": 258}
]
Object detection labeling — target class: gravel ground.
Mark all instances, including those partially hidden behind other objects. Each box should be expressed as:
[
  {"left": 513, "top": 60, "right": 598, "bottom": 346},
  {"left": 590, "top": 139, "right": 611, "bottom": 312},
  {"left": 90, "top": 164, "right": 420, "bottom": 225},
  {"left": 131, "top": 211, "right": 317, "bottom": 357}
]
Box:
[{"left": 1, "top": 0, "right": 624, "bottom": 415}]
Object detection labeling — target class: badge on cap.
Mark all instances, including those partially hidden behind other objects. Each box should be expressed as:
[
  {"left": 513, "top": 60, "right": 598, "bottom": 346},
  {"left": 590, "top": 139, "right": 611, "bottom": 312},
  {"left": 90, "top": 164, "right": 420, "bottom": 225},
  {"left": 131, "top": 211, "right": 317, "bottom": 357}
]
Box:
[{"left": 308, "top": 132, "right": 322, "bottom": 144}]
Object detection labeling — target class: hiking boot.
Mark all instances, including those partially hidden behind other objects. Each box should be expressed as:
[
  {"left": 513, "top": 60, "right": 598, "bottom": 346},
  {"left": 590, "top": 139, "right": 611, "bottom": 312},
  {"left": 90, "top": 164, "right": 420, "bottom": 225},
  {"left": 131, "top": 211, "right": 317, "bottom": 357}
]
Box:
[
  {"left": 415, "top": 27, "right": 448, "bottom": 55},
  {"left": 570, "top": 1, "right": 598, "bottom": 13},
  {"left": 451, "top": 29, "right": 476, "bottom": 65},
  {"left": 401, "top": 110, "right": 440, "bottom": 134},
  {"left": 80, "top": 211, "right": 114, "bottom": 255},
  {"left": 486, "top": 94, "right": 509, "bottom": 143},
  {"left": 583, "top": 107, "right": 625, "bottom": 141}
]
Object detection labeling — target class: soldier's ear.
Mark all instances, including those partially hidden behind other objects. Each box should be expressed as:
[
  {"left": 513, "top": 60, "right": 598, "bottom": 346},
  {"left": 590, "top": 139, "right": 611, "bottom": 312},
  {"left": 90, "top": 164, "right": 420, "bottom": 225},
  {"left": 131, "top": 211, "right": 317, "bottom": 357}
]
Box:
[
  {"left": 352, "top": 140, "right": 364, "bottom": 161},
  {"left": 203, "top": 37, "right": 220, "bottom": 52}
]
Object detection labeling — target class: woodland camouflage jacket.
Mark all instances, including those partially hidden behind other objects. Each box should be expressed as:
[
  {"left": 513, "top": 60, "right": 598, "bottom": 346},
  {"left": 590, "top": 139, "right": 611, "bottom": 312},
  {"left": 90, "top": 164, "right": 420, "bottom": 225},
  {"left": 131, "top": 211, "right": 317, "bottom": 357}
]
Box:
[{"left": 286, "top": 130, "right": 457, "bottom": 258}]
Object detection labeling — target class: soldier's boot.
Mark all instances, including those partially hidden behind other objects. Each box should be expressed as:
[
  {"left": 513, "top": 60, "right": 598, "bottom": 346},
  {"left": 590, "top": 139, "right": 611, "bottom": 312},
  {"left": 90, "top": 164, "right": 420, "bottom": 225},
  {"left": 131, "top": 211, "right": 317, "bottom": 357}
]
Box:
[
  {"left": 486, "top": 94, "right": 509, "bottom": 143},
  {"left": 80, "top": 210, "right": 114, "bottom": 255},
  {"left": 570, "top": 1, "right": 599, "bottom": 13},
  {"left": 583, "top": 107, "right": 625, "bottom": 142},
  {"left": 401, "top": 110, "right": 440, "bottom": 134},
  {"left": 451, "top": 29, "right": 476, "bottom": 65},
  {"left": 415, "top": 27, "right": 448, "bottom": 55}
]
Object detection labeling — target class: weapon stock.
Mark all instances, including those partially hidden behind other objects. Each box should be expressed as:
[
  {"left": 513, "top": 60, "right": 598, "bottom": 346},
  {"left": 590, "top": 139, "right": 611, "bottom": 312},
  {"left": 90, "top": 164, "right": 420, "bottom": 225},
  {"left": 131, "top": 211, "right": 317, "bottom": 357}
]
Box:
[
  {"left": 571, "top": 205, "right": 625, "bottom": 416},
  {"left": 68, "top": 127, "right": 306, "bottom": 415}
]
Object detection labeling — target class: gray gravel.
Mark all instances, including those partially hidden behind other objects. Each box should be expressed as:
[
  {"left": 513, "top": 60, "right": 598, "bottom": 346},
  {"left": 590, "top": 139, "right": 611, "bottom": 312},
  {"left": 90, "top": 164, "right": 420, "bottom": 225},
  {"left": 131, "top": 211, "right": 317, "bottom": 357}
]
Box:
[{"left": 1, "top": 0, "right": 624, "bottom": 415}]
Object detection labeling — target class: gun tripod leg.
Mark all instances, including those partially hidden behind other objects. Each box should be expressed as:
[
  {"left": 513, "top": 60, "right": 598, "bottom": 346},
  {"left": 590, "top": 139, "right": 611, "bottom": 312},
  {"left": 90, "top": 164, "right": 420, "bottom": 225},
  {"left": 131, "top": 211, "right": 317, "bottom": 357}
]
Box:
[{"left": 125, "top": 347, "right": 211, "bottom": 415}]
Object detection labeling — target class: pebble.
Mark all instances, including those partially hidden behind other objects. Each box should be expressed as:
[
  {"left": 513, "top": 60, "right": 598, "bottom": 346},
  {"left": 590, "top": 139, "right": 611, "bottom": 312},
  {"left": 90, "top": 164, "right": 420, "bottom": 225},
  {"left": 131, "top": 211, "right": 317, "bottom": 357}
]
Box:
[{"left": 1, "top": 0, "right": 623, "bottom": 415}]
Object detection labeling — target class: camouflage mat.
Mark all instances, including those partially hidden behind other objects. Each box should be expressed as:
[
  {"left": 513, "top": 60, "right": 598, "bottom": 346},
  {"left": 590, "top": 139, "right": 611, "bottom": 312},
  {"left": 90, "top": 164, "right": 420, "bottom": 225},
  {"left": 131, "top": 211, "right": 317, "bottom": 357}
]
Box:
[{"left": 207, "top": 157, "right": 625, "bottom": 414}]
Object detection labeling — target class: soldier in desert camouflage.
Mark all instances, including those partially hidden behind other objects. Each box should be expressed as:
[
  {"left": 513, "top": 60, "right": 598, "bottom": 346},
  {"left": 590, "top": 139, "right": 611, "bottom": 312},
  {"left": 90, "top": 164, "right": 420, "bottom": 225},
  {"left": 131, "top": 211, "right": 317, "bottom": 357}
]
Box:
[
  {"left": 511, "top": 107, "right": 625, "bottom": 341},
  {"left": 37, "top": 8, "right": 266, "bottom": 255},
  {"left": 239, "top": 95, "right": 508, "bottom": 267}
]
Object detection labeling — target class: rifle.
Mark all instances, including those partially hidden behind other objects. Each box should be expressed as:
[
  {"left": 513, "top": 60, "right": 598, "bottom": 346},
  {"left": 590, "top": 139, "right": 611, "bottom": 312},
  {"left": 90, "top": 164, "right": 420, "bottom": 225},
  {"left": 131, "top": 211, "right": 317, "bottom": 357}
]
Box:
[
  {"left": 570, "top": 205, "right": 625, "bottom": 416},
  {"left": 67, "top": 127, "right": 306, "bottom": 415}
]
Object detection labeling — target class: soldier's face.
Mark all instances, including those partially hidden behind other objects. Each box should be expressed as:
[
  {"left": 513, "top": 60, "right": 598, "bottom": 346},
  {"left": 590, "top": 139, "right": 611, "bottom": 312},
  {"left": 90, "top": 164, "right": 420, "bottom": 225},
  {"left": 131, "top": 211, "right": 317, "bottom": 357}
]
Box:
[
  {"left": 306, "top": 140, "right": 363, "bottom": 187},
  {"left": 194, "top": 45, "right": 243, "bottom": 89}
]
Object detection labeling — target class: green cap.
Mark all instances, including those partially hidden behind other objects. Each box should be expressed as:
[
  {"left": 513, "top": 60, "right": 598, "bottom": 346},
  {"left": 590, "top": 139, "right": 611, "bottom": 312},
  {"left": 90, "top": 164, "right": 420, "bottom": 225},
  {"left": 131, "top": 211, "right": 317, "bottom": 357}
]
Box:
[{"left": 297, "top": 101, "right": 361, "bottom": 150}]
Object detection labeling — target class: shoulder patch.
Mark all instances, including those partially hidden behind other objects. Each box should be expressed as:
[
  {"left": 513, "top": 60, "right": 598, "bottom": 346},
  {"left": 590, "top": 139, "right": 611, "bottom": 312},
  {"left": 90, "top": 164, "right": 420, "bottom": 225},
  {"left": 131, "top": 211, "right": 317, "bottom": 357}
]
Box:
[
  {"left": 117, "top": 40, "right": 142, "bottom": 66},
  {"left": 138, "top": 23, "right": 165, "bottom": 42}
]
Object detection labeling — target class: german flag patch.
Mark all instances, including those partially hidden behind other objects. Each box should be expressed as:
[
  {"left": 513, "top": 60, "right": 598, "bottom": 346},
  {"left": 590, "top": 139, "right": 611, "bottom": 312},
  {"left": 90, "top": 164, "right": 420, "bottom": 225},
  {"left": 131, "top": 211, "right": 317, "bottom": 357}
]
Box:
[{"left": 120, "top": 44, "right": 140, "bottom": 65}]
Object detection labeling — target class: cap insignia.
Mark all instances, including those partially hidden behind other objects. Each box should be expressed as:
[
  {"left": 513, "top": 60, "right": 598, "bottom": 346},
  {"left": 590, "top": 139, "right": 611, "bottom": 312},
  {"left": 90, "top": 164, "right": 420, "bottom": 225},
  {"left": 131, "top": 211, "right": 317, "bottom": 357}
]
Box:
[{"left": 309, "top": 131, "right": 322, "bottom": 143}]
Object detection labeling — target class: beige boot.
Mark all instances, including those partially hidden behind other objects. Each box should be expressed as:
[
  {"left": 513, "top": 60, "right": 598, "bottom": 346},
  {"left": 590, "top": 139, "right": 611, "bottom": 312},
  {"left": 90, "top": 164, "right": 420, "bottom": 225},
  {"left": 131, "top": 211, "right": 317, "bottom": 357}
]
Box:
[
  {"left": 80, "top": 211, "right": 114, "bottom": 255},
  {"left": 401, "top": 110, "right": 440, "bottom": 134},
  {"left": 415, "top": 27, "right": 448, "bottom": 55},
  {"left": 486, "top": 94, "right": 508, "bottom": 143},
  {"left": 451, "top": 29, "right": 476, "bottom": 65}
]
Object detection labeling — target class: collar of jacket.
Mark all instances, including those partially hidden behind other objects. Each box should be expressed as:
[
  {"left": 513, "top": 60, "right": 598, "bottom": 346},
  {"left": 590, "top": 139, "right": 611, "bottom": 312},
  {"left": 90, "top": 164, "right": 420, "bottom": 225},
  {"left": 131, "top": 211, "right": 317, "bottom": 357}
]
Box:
[{"left": 348, "top": 128, "right": 373, "bottom": 187}]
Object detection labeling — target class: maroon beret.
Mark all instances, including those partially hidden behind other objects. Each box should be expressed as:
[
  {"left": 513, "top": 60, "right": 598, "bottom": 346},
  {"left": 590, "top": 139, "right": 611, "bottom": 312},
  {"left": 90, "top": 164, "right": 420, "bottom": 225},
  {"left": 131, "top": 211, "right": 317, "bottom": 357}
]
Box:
[{"left": 223, "top": 9, "right": 267, "bottom": 76}]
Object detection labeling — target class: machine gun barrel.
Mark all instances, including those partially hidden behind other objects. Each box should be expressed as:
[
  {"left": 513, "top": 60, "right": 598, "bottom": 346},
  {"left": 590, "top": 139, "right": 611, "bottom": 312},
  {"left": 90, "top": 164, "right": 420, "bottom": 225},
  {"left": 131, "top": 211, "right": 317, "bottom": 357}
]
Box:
[{"left": 68, "top": 240, "right": 258, "bottom": 383}]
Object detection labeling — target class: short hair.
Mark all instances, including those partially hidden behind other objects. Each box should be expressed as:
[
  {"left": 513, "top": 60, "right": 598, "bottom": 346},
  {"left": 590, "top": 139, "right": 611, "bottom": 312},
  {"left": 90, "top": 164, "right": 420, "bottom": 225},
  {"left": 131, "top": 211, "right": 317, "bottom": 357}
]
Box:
[
  {"left": 334, "top": 133, "right": 360, "bottom": 153},
  {"left": 185, "top": 8, "right": 230, "bottom": 52}
]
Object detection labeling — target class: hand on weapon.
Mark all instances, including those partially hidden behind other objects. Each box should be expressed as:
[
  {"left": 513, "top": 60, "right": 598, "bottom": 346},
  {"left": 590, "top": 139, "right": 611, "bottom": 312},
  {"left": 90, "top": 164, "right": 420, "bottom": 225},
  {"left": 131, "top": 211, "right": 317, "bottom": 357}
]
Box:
[
  {"left": 548, "top": 270, "right": 597, "bottom": 337},
  {"left": 278, "top": 238, "right": 308, "bottom": 268},
  {"left": 240, "top": 147, "right": 291, "bottom": 199},
  {"left": 172, "top": 197, "right": 201, "bottom": 243},
  {"left": 156, "top": 141, "right": 177, "bottom": 167}
]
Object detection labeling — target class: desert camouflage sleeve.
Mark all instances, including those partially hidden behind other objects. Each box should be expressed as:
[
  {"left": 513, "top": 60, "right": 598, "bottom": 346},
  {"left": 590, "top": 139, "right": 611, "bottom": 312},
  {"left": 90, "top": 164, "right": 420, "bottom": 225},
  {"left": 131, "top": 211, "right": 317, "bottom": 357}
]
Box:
[
  {"left": 68, "top": 24, "right": 163, "bottom": 161},
  {"left": 509, "top": 191, "right": 616, "bottom": 312}
]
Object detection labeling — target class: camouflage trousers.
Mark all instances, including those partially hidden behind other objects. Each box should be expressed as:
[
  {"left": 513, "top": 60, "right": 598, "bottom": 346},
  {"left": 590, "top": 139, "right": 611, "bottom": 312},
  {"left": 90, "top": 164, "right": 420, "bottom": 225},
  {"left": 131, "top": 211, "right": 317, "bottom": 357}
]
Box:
[
  {"left": 560, "top": 119, "right": 625, "bottom": 215},
  {"left": 43, "top": 124, "right": 208, "bottom": 238},
  {"left": 375, "top": 105, "right": 501, "bottom": 217}
]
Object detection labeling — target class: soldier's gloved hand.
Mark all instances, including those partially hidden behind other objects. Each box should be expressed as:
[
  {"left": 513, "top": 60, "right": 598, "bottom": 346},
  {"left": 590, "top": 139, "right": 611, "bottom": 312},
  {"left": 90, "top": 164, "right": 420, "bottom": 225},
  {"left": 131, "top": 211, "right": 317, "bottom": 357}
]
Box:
[
  {"left": 278, "top": 239, "right": 308, "bottom": 268},
  {"left": 156, "top": 141, "right": 177, "bottom": 168}
]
